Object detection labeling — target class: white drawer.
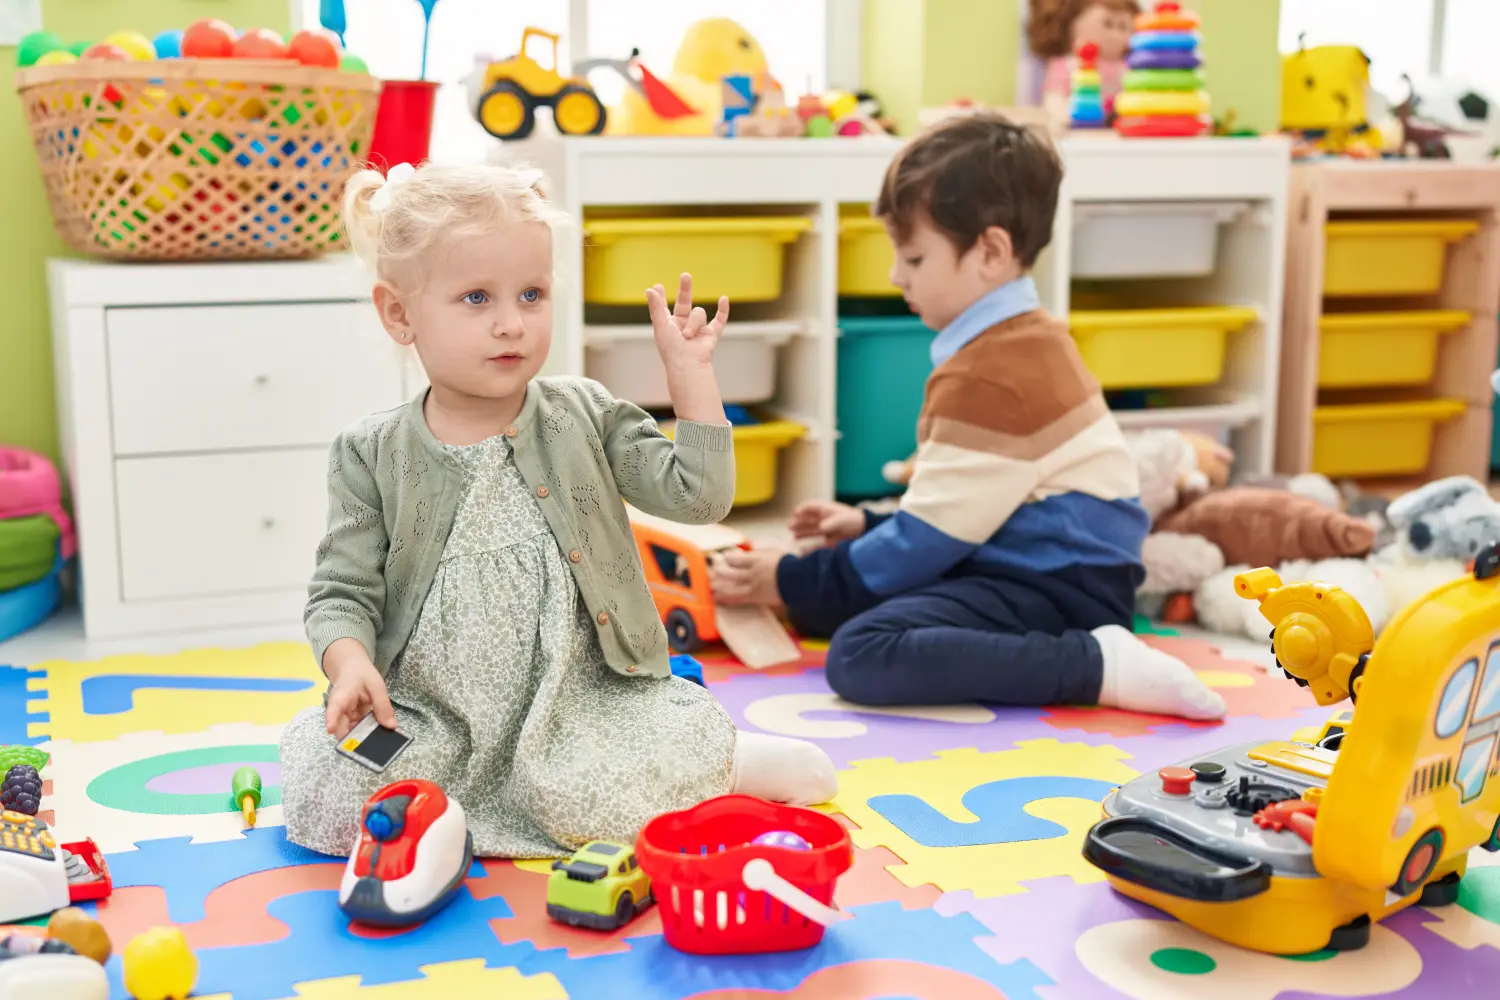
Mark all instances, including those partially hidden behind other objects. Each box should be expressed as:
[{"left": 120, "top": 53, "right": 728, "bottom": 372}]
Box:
[
  {"left": 107, "top": 302, "right": 404, "bottom": 456},
  {"left": 115, "top": 449, "right": 330, "bottom": 601}
]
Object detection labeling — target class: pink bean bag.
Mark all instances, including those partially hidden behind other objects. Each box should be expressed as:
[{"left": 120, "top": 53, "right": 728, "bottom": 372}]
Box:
[{"left": 0, "top": 447, "right": 76, "bottom": 560}]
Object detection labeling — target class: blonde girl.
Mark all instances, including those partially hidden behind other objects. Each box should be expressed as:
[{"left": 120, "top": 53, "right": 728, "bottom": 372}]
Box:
[{"left": 278, "top": 162, "right": 836, "bottom": 858}]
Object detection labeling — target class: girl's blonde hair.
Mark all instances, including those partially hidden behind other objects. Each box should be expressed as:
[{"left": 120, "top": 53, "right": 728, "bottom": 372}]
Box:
[{"left": 341, "top": 161, "right": 570, "bottom": 286}]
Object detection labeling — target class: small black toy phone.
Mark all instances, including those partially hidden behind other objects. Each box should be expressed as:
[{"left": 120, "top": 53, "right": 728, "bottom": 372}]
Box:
[{"left": 336, "top": 713, "right": 412, "bottom": 773}]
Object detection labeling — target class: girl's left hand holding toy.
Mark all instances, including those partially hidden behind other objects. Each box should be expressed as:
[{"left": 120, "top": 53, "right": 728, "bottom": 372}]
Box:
[{"left": 646, "top": 273, "right": 729, "bottom": 426}]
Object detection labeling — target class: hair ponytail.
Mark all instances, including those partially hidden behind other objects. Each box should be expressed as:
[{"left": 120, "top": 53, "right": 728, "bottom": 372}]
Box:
[{"left": 342, "top": 168, "right": 388, "bottom": 272}]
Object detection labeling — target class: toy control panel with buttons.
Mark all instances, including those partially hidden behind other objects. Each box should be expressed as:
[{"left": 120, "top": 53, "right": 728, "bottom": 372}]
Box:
[
  {"left": 1095, "top": 738, "right": 1335, "bottom": 886},
  {"left": 0, "top": 809, "right": 70, "bottom": 923}
]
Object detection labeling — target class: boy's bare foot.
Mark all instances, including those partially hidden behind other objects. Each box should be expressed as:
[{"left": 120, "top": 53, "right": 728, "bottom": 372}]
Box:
[{"left": 1091, "top": 624, "right": 1227, "bottom": 720}]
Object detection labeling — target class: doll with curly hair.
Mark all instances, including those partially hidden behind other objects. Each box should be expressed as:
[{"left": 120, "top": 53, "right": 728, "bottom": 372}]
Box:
[{"left": 1028, "top": 0, "right": 1139, "bottom": 121}]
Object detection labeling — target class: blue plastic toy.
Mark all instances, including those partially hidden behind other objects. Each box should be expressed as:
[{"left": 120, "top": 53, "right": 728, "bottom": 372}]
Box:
[
  {"left": 152, "top": 29, "right": 183, "bottom": 59},
  {"left": 669, "top": 655, "right": 705, "bottom": 687}
]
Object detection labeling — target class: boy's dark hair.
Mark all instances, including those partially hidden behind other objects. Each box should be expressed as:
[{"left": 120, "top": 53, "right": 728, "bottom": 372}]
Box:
[{"left": 875, "top": 112, "right": 1063, "bottom": 268}]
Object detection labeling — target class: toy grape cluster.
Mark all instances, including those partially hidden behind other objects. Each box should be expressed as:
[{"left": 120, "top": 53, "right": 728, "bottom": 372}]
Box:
[{"left": 16, "top": 21, "right": 370, "bottom": 74}]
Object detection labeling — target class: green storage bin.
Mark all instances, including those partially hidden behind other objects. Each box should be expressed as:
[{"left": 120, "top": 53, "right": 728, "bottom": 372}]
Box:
[
  {"left": 836, "top": 316, "right": 935, "bottom": 499},
  {"left": 0, "top": 515, "right": 61, "bottom": 592}
]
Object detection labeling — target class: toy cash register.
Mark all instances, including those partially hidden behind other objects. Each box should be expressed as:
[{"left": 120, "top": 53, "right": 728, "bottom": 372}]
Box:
[
  {"left": 1083, "top": 550, "right": 1500, "bottom": 955},
  {"left": 0, "top": 811, "right": 111, "bottom": 923}
]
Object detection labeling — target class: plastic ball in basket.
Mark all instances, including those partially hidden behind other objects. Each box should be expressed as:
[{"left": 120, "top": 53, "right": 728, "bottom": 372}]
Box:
[
  {"left": 15, "top": 57, "right": 379, "bottom": 260},
  {"left": 635, "top": 795, "right": 853, "bottom": 955}
]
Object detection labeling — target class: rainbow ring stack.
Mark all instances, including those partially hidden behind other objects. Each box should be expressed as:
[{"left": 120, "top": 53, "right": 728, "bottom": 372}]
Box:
[
  {"left": 1114, "top": 2, "right": 1209, "bottom": 138},
  {"left": 1069, "top": 42, "right": 1108, "bottom": 128}
]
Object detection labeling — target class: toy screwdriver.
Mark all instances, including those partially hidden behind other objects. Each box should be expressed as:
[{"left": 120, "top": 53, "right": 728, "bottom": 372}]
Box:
[{"left": 232, "top": 766, "right": 263, "bottom": 827}]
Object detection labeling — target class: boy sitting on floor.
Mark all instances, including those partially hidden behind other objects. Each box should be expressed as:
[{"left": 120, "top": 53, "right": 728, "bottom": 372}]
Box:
[{"left": 708, "top": 112, "right": 1225, "bottom": 720}]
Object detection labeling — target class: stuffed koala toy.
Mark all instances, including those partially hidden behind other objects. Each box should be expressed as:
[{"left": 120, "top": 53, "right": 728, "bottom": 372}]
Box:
[{"left": 1384, "top": 475, "right": 1500, "bottom": 563}]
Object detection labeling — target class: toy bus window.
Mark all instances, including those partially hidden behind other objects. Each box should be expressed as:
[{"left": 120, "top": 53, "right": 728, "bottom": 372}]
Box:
[
  {"left": 650, "top": 544, "right": 691, "bottom": 588},
  {"left": 1436, "top": 658, "right": 1479, "bottom": 739},
  {"left": 1457, "top": 734, "right": 1497, "bottom": 803},
  {"left": 1471, "top": 643, "right": 1500, "bottom": 723}
]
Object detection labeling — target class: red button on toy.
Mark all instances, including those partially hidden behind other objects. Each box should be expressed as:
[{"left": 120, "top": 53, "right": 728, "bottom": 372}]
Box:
[{"left": 1159, "top": 767, "right": 1195, "bottom": 795}]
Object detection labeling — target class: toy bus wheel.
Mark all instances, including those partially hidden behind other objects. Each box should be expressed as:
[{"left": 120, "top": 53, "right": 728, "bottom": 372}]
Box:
[
  {"left": 1484, "top": 814, "right": 1500, "bottom": 853},
  {"left": 479, "top": 81, "right": 535, "bottom": 140},
  {"left": 614, "top": 891, "right": 635, "bottom": 927},
  {"left": 1392, "top": 828, "right": 1445, "bottom": 897},
  {"left": 553, "top": 83, "right": 606, "bottom": 135},
  {"left": 665, "top": 609, "right": 700, "bottom": 652},
  {"left": 1325, "top": 914, "right": 1371, "bottom": 951}
]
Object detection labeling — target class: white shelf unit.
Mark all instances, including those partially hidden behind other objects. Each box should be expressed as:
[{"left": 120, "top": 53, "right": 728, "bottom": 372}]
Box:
[
  {"left": 498, "top": 136, "right": 908, "bottom": 531},
  {"left": 506, "top": 134, "right": 1291, "bottom": 525},
  {"left": 49, "top": 257, "right": 424, "bottom": 638},
  {"left": 1037, "top": 135, "right": 1292, "bottom": 475}
]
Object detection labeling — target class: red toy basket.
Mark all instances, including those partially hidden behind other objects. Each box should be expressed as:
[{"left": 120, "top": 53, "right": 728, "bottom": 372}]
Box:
[{"left": 635, "top": 795, "right": 853, "bottom": 955}]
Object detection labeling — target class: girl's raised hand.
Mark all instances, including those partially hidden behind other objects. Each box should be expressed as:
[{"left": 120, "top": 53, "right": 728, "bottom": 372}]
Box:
[{"left": 646, "top": 273, "right": 729, "bottom": 371}]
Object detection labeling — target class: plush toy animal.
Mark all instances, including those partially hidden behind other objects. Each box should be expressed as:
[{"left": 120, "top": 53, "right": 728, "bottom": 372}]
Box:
[{"left": 1383, "top": 475, "right": 1500, "bottom": 563}]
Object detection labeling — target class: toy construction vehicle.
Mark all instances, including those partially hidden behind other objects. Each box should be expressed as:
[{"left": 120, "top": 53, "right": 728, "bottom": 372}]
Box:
[
  {"left": 1083, "top": 552, "right": 1500, "bottom": 955},
  {"left": 476, "top": 27, "right": 606, "bottom": 141}
]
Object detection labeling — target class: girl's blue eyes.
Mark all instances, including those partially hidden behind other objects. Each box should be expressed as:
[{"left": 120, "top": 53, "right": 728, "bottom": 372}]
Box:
[{"left": 461, "top": 288, "right": 541, "bottom": 305}]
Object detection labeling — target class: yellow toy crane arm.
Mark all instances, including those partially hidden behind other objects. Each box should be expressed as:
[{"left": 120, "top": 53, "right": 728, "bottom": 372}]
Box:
[{"left": 1234, "top": 568, "right": 1375, "bottom": 707}]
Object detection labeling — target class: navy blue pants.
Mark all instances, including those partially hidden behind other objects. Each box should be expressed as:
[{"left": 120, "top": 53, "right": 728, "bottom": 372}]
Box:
[{"left": 786, "top": 566, "right": 1135, "bottom": 707}]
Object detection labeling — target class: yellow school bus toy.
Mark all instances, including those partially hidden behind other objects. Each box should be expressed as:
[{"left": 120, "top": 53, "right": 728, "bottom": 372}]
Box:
[{"left": 1082, "top": 548, "right": 1500, "bottom": 955}]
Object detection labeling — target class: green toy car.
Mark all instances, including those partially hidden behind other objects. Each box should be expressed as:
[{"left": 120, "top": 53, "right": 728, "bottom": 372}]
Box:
[{"left": 546, "top": 841, "right": 654, "bottom": 930}]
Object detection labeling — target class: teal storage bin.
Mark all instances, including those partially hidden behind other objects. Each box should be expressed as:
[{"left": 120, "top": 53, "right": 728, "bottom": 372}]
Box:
[{"left": 836, "top": 316, "right": 935, "bottom": 499}]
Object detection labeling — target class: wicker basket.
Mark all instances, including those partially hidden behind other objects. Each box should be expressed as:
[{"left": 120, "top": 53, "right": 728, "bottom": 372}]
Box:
[{"left": 15, "top": 59, "right": 380, "bottom": 261}]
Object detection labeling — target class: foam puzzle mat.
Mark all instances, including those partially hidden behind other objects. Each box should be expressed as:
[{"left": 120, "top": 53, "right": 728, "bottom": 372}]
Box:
[{"left": 3, "top": 633, "right": 1499, "bottom": 999}]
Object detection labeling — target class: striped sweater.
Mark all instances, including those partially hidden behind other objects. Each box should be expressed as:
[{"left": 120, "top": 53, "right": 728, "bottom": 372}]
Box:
[{"left": 778, "top": 278, "right": 1149, "bottom": 607}]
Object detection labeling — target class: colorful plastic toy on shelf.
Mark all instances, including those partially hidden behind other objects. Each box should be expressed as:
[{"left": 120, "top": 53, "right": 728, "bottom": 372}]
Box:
[
  {"left": 1114, "top": 2, "right": 1210, "bottom": 137},
  {"left": 636, "top": 795, "right": 853, "bottom": 954},
  {"left": 1069, "top": 42, "right": 1108, "bottom": 128},
  {"left": 1082, "top": 555, "right": 1500, "bottom": 955},
  {"left": 627, "top": 506, "right": 801, "bottom": 670},
  {"left": 546, "top": 841, "right": 654, "bottom": 930},
  {"left": 339, "top": 779, "right": 473, "bottom": 927},
  {"left": 1280, "top": 43, "right": 1385, "bottom": 158},
  {"left": 474, "top": 27, "right": 607, "bottom": 141}
]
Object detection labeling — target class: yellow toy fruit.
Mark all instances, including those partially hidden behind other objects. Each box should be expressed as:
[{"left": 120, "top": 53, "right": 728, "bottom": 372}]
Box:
[
  {"left": 35, "top": 50, "right": 79, "bottom": 66},
  {"left": 103, "top": 30, "right": 157, "bottom": 62},
  {"left": 123, "top": 926, "right": 197, "bottom": 1000},
  {"left": 47, "top": 906, "right": 113, "bottom": 964}
]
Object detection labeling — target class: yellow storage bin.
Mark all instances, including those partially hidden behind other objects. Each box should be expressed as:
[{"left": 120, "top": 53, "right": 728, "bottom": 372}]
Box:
[
  {"left": 1311, "top": 399, "right": 1465, "bottom": 477},
  {"left": 1318, "top": 310, "right": 1470, "bottom": 387},
  {"left": 1323, "top": 219, "right": 1478, "bottom": 297},
  {"left": 661, "top": 419, "right": 806, "bottom": 507},
  {"left": 1068, "top": 305, "right": 1257, "bottom": 389},
  {"left": 839, "top": 212, "right": 898, "bottom": 297},
  {"left": 583, "top": 216, "right": 812, "bottom": 305}
]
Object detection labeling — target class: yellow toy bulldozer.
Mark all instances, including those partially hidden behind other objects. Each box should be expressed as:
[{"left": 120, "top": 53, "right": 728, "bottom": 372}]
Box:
[{"left": 476, "top": 27, "right": 606, "bottom": 141}]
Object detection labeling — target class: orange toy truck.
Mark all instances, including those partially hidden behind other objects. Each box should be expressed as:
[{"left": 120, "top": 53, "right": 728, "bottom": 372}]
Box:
[{"left": 626, "top": 506, "right": 800, "bottom": 669}]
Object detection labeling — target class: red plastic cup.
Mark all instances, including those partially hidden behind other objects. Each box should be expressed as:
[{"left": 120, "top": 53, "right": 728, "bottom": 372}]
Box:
[{"left": 367, "top": 79, "right": 439, "bottom": 172}]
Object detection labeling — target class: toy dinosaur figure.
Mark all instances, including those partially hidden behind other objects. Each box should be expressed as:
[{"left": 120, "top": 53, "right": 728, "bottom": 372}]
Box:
[{"left": 1392, "top": 73, "right": 1472, "bottom": 159}]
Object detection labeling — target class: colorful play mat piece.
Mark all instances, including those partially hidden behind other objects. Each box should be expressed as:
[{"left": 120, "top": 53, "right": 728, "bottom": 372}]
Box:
[{"left": 3, "top": 632, "right": 1498, "bottom": 999}]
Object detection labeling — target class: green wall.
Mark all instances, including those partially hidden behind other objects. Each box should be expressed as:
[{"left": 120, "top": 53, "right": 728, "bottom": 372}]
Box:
[
  {"left": 0, "top": 0, "right": 288, "bottom": 466},
  {"left": 862, "top": 0, "right": 1282, "bottom": 136}
]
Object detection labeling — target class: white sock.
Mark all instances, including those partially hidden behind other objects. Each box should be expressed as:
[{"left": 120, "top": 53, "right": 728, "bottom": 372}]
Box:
[
  {"left": 1092, "top": 624, "right": 1227, "bottom": 720},
  {"left": 729, "top": 731, "right": 838, "bottom": 805}
]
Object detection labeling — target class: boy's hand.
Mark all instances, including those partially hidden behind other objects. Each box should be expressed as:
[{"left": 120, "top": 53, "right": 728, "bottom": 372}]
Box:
[
  {"left": 709, "top": 547, "right": 785, "bottom": 606},
  {"left": 324, "top": 653, "right": 395, "bottom": 740},
  {"left": 789, "top": 500, "right": 865, "bottom": 545},
  {"left": 646, "top": 273, "right": 729, "bottom": 371}
]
